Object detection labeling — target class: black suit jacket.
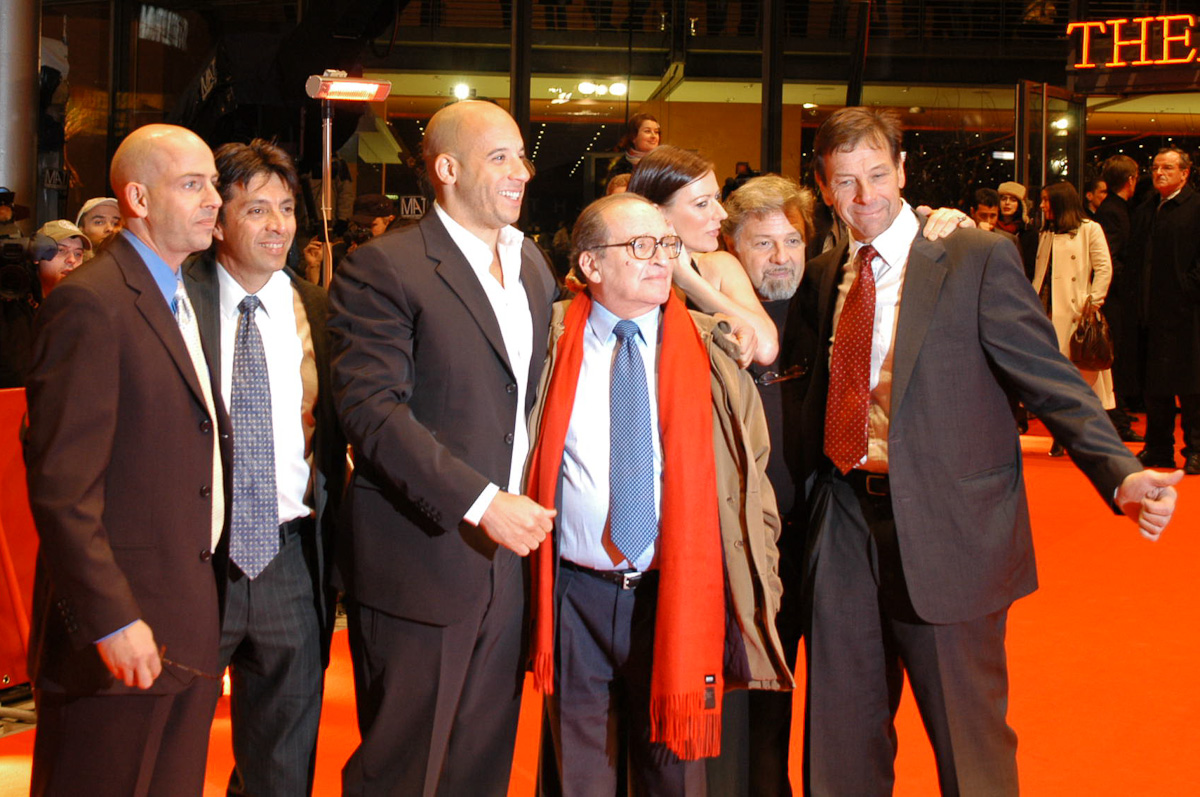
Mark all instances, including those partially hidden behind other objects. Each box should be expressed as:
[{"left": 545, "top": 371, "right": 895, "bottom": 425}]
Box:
[
  {"left": 792, "top": 223, "right": 1141, "bottom": 624},
  {"left": 1127, "top": 184, "right": 1200, "bottom": 395},
  {"left": 182, "top": 254, "right": 346, "bottom": 661},
  {"left": 328, "top": 212, "right": 556, "bottom": 626},
  {"left": 24, "top": 233, "right": 229, "bottom": 694},
  {"left": 1093, "top": 193, "right": 1131, "bottom": 284}
]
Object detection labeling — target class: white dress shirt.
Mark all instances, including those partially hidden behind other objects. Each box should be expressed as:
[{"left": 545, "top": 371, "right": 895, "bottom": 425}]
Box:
[
  {"left": 559, "top": 302, "right": 663, "bottom": 572},
  {"left": 216, "top": 265, "right": 311, "bottom": 523},
  {"left": 830, "top": 202, "right": 920, "bottom": 472},
  {"left": 432, "top": 203, "right": 535, "bottom": 524}
]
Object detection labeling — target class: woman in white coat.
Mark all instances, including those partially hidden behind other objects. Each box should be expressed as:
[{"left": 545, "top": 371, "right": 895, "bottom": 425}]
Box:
[{"left": 1033, "top": 181, "right": 1115, "bottom": 455}]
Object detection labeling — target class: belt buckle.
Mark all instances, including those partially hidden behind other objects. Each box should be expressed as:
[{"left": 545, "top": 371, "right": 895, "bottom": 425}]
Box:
[
  {"left": 864, "top": 474, "right": 888, "bottom": 496},
  {"left": 620, "top": 571, "right": 642, "bottom": 590}
]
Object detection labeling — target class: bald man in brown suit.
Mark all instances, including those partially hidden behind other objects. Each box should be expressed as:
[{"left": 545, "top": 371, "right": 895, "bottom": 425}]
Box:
[{"left": 25, "top": 124, "right": 229, "bottom": 796}]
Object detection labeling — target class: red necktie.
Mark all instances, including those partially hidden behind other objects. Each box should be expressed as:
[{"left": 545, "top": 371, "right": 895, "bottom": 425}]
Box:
[{"left": 825, "top": 244, "right": 878, "bottom": 474}]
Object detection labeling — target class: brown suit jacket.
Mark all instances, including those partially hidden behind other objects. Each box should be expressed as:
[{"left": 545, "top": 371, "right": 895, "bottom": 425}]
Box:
[
  {"left": 327, "top": 211, "right": 556, "bottom": 625},
  {"left": 24, "top": 232, "right": 229, "bottom": 695}
]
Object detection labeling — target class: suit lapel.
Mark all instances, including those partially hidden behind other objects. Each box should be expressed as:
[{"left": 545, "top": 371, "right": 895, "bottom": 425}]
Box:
[
  {"left": 291, "top": 268, "right": 329, "bottom": 374},
  {"left": 113, "top": 236, "right": 210, "bottom": 410},
  {"left": 520, "top": 242, "right": 551, "bottom": 395},
  {"left": 889, "top": 236, "right": 948, "bottom": 417},
  {"left": 817, "top": 238, "right": 851, "bottom": 353},
  {"left": 423, "top": 213, "right": 516, "bottom": 380},
  {"left": 182, "top": 253, "right": 223, "bottom": 389}
]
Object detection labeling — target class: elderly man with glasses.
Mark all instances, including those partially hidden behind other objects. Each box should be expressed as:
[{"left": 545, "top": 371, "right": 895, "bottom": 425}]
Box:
[{"left": 524, "top": 191, "right": 793, "bottom": 794}]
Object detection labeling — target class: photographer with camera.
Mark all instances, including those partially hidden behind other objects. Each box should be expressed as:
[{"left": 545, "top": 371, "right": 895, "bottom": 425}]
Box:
[
  {"left": 0, "top": 231, "right": 59, "bottom": 387},
  {"left": 0, "top": 188, "right": 25, "bottom": 239}
]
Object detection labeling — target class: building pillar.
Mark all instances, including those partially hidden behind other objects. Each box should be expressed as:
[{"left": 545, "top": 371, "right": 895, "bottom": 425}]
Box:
[{"left": 0, "top": 0, "right": 41, "bottom": 233}]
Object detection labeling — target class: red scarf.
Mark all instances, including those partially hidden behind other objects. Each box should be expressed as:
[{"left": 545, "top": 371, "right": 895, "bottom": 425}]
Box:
[{"left": 526, "top": 290, "right": 725, "bottom": 761}]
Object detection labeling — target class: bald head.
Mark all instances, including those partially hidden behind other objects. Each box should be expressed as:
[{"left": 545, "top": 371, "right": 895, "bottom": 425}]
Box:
[
  {"left": 422, "top": 101, "right": 530, "bottom": 245},
  {"left": 423, "top": 101, "right": 512, "bottom": 169},
  {"left": 111, "top": 125, "right": 206, "bottom": 210},
  {"left": 110, "top": 124, "right": 221, "bottom": 269}
]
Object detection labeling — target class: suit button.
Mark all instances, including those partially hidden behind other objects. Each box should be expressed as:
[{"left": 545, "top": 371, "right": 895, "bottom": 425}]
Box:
[
  {"left": 504, "top": 433, "right": 514, "bottom": 445},
  {"left": 200, "top": 485, "right": 211, "bottom": 498},
  {"left": 200, "top": 550, "right": 212, "bottom": 562},
  {"left": 200, "top": 419, "right": 212, "bottom": 434},
  {"left": 506, "top": 383, "right": 517, "bottom": 394}
]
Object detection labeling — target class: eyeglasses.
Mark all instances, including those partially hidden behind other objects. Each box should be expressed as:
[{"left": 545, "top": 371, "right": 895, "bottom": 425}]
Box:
[
  {"left": 590, "top": 235, "right": 683, "bottom": 260},
  {"left": 159, "top": 645, "right": 220, "bottom": 681}
]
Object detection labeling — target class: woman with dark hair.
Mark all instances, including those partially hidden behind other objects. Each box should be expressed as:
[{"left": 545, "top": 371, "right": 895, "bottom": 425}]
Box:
[
  {"left": 628, "top": 144, "right": 778, "bottom": 365},
  {"left": 1033, "top": 181, "right": 1115, "bottom": 455},
  {"left": 605, "top": 113, "right": 661, "bottom": 184},
  {"left": 997, "top": 181, "right": 1030, "bottom": 235}
]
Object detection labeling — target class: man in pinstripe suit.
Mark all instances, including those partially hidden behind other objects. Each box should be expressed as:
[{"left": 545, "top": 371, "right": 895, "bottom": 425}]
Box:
[{"left": 184, "top": 139, "right": 345, "bottom": 796}]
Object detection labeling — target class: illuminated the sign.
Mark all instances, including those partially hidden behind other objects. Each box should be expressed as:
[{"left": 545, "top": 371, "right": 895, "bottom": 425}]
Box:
[{"left": 1067, "top": 14, "right": 1196, "bottom": 69}]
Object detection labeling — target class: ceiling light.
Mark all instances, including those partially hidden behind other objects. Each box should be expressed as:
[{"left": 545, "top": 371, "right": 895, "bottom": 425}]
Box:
[
  {"left": 578, "top": 81, "right": 596, "bottom": 95},
  {"left": 610, "top": 82, "right": 627, "bottom": 97},
  {"left": 453, "top": 83, "right": 471, "bottom": 100}
]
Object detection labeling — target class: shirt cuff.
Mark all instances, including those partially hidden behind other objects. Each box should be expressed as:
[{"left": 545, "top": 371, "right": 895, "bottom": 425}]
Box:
[
  {"left": 464, "top": 483, "right": 501, "bottom": 526},
  {"left": 95, "top": 620, "right": 138, "bottom": 645}
]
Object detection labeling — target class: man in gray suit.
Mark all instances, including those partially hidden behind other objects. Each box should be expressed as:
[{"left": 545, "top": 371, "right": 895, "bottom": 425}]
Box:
[
  {"left": 183, "top": 139, "right": 345, "bottom": 796},
  {"left": 328, "top": 100, "right": 557, "bottom": 795},
  {"left": 791, "top": 107, "right": 1182, "bottom": 795}
]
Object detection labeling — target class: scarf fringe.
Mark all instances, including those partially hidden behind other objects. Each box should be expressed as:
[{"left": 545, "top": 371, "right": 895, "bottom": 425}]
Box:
[
  {"left": 531, "top": 651, "right": 554, "bottom": 695},
  {"left": 649, "top": 692, "right": 722, "bottom": 761}
]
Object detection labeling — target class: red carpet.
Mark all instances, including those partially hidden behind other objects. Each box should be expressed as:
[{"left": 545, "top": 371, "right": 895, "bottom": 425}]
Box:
[{"left": 1, "top": 423, "right": 1196, "bottom": 795}]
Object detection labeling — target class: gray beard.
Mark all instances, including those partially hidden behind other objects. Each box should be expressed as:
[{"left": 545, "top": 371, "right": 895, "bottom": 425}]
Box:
[{"left": 757, "top": 275, "right": 799, "bottom": 302}]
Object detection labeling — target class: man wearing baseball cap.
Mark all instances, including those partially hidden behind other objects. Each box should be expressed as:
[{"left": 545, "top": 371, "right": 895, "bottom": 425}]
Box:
[
  {"left": 351, "top": 193, "right": 396, "bottom": 239},
  {"left": 34, "top": 220, "right": 91, "bottom": 297},
  {"left": 75, "top": 197, "right": 122, "bottom": 253}
]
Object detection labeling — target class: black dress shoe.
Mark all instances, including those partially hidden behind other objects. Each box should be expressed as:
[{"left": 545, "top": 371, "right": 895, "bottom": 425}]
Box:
[
  {"left": 1119, "top": 428, "right": 1145, "bottom": 443},
  {"left": 1185, "top": 454, "right": 1200, "bottom": 475},
  {"left": 1049, "top": 441, "right": 1066, "bottom": 457},
  {"left": 1137, "top": 448, "right": 1176, "bottom": 468}
]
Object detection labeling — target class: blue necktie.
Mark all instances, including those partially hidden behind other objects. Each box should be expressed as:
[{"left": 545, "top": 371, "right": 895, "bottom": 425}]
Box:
[
  {"left": 230, "top": 295, "right": 278, "bottom": 579},
  {"left": 609, "top": 320, "right": 657, "bottom": 567}
]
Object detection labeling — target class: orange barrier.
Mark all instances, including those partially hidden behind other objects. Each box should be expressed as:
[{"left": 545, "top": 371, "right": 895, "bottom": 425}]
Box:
[{"left": 0, "top": 389, "right": 36, "bottom": 688}]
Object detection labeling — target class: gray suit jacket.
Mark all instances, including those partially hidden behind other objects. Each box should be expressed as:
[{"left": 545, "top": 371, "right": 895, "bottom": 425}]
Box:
[
  {"left": 327, "top": 211, "right": 557, "bottom": 626},
  {"left": 796, "top": 225, "right": 1140, "bottom": 624}
]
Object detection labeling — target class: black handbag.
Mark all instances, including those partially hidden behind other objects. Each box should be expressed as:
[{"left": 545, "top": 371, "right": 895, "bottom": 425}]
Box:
[{"left": 1070, "top": 296, "right": 1114, "bottom": 371}]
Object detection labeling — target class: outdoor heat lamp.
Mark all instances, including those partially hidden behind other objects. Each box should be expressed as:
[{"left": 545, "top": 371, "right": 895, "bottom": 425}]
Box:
[
  {"left": 305, "top": 73, "right": 392, "bottom": 103},
  {"left": 305, "top": 70, "right": 393, "bottom": 287}
]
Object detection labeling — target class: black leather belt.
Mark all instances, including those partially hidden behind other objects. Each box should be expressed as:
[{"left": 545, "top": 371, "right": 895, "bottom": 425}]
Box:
[
  {"left": 560, "top": 559, "right": 657, "bottom": 590},
  {"left": 841, "top": 469, "right": 891, "bottom": 497},
  {"left": 280, "top": 514, "right": 315, "bottom": 538}
]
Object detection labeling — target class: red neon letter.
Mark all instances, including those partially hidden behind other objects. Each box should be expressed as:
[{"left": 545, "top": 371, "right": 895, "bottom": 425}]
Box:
[
  {"left": 1158, "top": 14, "right": 1197, "bottom": 64},
  {"left": 1106, "top": 17, "right": 1155, "bottom": 66},
  {"left": 1067, "top": 21, "right": 1107, "bottom": 68}
]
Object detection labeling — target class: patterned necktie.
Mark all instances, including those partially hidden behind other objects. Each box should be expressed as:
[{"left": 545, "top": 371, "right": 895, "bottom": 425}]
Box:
[
  {"left": 825, "top": 244, "right": 878, "bottom": 474},
  {"left": 230, "top": 295, "right": 279, "bottom": 579},
  {"left": 609, "top": 319, "right": 657, "bottom": 567},
  {"left": 173, "top": 281, "right": 224, "bottom": 550}
]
